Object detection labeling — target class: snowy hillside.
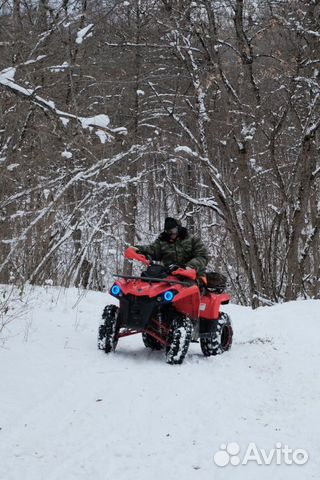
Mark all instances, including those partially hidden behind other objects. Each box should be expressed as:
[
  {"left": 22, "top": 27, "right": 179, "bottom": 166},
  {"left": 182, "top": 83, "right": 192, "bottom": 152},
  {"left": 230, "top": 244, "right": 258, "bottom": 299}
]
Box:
[{"left": 1, "top": 286, "right": 319, "bottom": 480}]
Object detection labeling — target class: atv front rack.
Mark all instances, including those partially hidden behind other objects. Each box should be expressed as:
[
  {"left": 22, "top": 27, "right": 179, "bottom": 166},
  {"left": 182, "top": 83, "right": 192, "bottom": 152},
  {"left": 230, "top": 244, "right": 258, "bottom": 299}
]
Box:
[{"left": 113, "top": 274, "right": 192, "bottom": 286}]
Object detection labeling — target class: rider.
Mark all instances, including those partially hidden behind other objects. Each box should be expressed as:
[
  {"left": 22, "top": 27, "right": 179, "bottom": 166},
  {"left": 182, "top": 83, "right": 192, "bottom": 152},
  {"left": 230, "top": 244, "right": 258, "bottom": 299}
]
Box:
[{"left": 133, "top": 217, "right": 209, "bottom": 277}]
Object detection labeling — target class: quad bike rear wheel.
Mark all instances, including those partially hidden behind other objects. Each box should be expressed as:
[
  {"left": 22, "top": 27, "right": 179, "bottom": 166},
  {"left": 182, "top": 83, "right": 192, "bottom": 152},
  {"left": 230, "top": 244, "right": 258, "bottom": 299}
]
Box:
[
  {"left": 166, "top": 316, "right": 192, "bottom": 365},
  {"left": 200, "top": 312, "right": 233, "bottom": 356},
  {"left": 142, "top": 332, "right": 163, "bottom": 350},
  {"left": 98, "top": 305, "right": 120, "bottom": 353}
]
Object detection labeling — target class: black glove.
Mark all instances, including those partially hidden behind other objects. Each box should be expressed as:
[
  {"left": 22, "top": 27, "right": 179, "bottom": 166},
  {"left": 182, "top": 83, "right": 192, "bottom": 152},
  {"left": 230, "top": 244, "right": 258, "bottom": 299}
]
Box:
[{"left": 167, "top": 264, "right": 180, "bottom": 273}]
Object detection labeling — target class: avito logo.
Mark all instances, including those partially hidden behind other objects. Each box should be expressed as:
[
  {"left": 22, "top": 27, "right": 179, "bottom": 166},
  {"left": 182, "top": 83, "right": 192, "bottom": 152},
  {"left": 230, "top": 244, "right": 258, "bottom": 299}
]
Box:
[{"left": 213, "top": 442, "right": 309, "bottom": 467}]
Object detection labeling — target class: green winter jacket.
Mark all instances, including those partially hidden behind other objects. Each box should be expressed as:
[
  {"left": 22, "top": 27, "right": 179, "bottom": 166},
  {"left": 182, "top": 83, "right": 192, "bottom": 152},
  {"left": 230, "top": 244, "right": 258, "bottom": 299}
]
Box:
[{"left": 136, "top": 227, "right": 209, "bottom": 276}]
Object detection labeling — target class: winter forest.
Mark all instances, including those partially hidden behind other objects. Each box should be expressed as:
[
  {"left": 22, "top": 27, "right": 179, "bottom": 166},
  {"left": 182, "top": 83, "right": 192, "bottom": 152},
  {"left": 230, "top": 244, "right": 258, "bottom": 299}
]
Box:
[{"left": 0, "top": 0, "right": 319, "bottom": 307}]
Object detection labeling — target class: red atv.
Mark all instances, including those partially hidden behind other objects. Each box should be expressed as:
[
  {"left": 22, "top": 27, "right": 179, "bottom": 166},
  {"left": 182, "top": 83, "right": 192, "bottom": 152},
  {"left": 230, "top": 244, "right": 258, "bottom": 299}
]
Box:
[{"left": 98, "top": 247, "right": 233, "bottom": 364}]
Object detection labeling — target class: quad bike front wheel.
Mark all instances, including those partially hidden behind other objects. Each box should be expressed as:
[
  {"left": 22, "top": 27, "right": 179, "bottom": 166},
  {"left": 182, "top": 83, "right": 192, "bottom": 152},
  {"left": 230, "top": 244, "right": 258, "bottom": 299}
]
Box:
[
  {"left": 200, "top": 312, "right": 233, "bottom": 356},
  {"left": 98, "top": 305, "right": 120, "bottom": 353},
  {"left": 166, "top": 315, "right": 192, "bottom": 365}
]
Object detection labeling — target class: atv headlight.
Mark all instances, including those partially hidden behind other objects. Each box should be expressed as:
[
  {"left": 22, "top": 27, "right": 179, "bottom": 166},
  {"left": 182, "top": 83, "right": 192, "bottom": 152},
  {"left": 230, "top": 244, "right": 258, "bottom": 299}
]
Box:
[
  {"left": 111, "top": 284, "right": 122, "bottom": 297},
  {"left": 163, "top": 290, "right": 175, "bottom": 302}
]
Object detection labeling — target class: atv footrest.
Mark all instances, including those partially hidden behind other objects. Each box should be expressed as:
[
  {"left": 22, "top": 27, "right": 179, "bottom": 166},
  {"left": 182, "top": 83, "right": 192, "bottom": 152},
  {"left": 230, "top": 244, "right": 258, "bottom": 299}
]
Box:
[{"left": 118, "top": 328, "right": 142, "bottom": 338}]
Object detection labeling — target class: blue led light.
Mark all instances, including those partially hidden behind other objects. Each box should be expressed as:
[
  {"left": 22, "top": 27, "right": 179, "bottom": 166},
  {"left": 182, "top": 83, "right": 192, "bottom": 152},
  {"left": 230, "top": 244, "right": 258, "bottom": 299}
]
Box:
[
  {"left": 111, "top": 285, "right": 121, "bottom": 296},
  {"left": 163, "top": 290, "right": 175, "bottom": 302}
]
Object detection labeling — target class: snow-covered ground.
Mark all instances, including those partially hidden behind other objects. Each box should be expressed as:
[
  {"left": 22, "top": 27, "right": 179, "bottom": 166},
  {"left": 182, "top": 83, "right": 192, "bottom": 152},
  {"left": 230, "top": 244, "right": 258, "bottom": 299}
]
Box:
[{"left": 1, "top": 286, "right": 319, "bottom": 480}]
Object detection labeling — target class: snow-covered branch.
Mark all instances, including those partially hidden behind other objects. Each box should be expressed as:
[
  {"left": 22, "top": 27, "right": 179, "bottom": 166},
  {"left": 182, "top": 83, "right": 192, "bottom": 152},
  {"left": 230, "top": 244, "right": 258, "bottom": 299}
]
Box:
[{"left": 0, "top": 67, "right": 127, "bottom": 138}]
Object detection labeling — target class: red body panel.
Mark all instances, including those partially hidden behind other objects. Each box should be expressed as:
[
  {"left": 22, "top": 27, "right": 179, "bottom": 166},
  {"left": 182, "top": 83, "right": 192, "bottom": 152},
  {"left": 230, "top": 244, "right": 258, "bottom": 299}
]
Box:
[
  {"left": 113, "top": 250, "right": 230, "bottom": 322},
  {"left": 172, "top": 285, "right": 200, "bottom": 319},
  {"left": 114, "top": 278, "right": 229, "bottom": 321},
  {"left": 198, "top": 292, "right": 230, "bottom": 320},
  {"left": 116, "top": 277, "right": 176, "bottom": 298},
  {"left": 115, "top": 277, "right": 200, "bottom": 319}
]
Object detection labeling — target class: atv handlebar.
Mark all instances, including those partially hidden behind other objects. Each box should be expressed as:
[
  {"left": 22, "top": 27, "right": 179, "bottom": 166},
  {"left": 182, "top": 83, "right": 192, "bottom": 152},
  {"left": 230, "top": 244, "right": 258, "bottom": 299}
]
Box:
[{"left": 124, "top": 247, "right": 197, "bottom": 281}]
